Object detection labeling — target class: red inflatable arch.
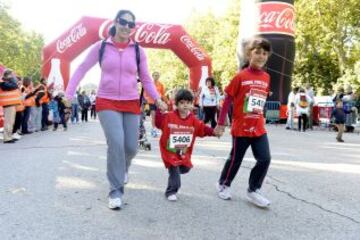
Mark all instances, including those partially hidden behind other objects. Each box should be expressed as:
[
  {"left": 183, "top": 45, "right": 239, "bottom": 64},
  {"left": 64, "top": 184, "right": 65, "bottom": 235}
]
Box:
[{"left": 42, "top": 17, "right": 212, "bottom": 91}]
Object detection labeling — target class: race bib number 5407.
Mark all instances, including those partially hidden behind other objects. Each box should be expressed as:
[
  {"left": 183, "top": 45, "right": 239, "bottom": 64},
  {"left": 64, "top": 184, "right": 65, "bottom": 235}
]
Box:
[{"left": 245, "top": 89, "right": 267, "bottom": 114}]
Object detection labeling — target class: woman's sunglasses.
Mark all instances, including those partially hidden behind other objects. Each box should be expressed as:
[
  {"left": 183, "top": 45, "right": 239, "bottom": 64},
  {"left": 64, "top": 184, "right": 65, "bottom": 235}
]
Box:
[{"left": 117, "top": 18, "right": 136, "bottom": 29}]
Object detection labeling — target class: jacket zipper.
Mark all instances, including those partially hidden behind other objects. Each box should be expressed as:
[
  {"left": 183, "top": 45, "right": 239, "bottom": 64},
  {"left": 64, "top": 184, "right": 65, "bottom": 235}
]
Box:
[{"left": 118, "top": 49, "right": 122, "bottom": 96}]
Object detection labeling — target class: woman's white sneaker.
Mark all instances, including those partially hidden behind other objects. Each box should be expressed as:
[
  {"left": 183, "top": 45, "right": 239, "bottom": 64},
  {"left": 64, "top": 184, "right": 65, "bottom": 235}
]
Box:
[
  {"left": 217, "top": 183, "right": 232, "bottom": 200},
  {"left": 167, "top": 194, "right": 177, "bottom": 201},
  {"left": 246, "top": 190, "right": 270, "bottom": 208},
  {"left": 108, "top": 197, "right": 122, "bottom": 209}
]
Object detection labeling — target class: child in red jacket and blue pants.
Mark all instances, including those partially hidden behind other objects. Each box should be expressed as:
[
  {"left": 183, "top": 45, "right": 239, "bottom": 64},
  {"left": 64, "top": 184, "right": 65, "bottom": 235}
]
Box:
[
  {"left": 216, "top": 37, "right": 272, "bottom": 208},
  {"left": 156, "top": 89, "right": 222, "bottom": 201}
]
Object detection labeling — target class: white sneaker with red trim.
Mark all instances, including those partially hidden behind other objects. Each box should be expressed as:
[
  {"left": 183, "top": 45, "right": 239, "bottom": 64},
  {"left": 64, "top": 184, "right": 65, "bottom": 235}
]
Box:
[
  {"left": 246, "top": 190, "right": 270, "bottom": 208},
  {"left": 217, "top": 183, "right": 232, "bottom": 200}
]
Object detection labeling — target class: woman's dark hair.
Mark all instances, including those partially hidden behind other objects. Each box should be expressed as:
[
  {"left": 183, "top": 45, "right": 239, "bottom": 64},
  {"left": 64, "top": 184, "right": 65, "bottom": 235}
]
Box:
[
  {"left": 205, "top": 77, "right": 216, "bottom": 87},
  {"left": 109, "top": 10, "right": 136, "bottom": 37},
  {"left": 175, "top": 89, "right": 194, "bottom": 105}
]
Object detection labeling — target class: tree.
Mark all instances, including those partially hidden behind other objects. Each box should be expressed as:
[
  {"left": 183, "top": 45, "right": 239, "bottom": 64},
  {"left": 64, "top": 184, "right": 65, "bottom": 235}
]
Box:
[
  {"left": 294, "top": 0, "right": 360, "bottom": 94},
  {"left": 147, "top": 0, "right": 240, "bottom": 91},
  {"left": 0, "top": 2, "right": 44, "bottom": 81}
]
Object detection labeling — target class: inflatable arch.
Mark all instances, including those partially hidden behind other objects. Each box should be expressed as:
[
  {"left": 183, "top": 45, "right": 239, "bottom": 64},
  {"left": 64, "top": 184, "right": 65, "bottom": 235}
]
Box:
[{"left": 42, "top": 17, "right": 212, "bottom": 91}]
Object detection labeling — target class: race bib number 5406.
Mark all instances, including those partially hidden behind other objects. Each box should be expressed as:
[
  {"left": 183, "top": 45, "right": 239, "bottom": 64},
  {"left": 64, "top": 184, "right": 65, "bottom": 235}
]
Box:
[
  {"left": 169, "top": 134, "right": 192, "bottom": 148},
  {"left": 169, "top": 128, "right": 193, "bottom": 149}
]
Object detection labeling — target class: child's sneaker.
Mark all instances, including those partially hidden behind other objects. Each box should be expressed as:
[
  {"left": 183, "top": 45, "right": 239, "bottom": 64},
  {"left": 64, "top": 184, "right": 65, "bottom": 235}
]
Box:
[
  {"left": 217, "top": 183, "right": 232, "bottom": 200},
  {"left": 167, "top": 194, "right": 177, "bottom": 201},
  {"left": 12, "top": 133, "right": 22, "bottom": 140},
  {"left": 108, "top": 197, "right": 122, "bottom": 210},
  {"left": 246, "top": 189, "right": 270, "bottom": 208},
  {"left": 156, "top": 129, "right": 161, "bottom": 136},
  {"left": 151, "top": 128, "right": 157, "bottom": 137}
]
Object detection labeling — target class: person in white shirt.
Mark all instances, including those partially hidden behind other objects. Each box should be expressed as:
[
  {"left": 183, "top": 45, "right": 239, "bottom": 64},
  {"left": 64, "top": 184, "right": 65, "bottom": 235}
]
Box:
[
  {"left": 306, "top": 83, "right": 315, "bottom": 129},
  {"left": 295, "top": 88, "right": 312, "bottom": 132},
  {"left": 286, "top": 87, "right": 299, "bottom": 130},
  {"left": 89, "top": 90, "right": 97, "bottom": 120},
  {"left": 199, "top": 77, "right": 220, "bottom": 128}
]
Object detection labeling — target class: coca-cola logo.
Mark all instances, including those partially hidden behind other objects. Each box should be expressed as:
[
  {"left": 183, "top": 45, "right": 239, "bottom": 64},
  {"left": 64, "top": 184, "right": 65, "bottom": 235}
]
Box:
[
  {"left": 258, "top": 2, "right": 295, "bottom": 36},
  {"left": 56, "top": 24, "right": 87, "bottom": 53},
  {"left": 98, "top": 19, "right": 113, "bottom": 39},
  {"left": 180, "top": 35, "right": 206, "bottom": 61},
  {"left": 133, "top": 23, "right": 172, "bottom": 45}
]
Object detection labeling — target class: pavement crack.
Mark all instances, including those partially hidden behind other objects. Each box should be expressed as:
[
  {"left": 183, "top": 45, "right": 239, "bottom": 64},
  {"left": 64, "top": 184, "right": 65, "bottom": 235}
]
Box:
[
  {"left": 240, "top": 164, "right": 360, "bottom": 224},
  {"left": 268, "top": 182, "right": 360, "bottom": 224}
]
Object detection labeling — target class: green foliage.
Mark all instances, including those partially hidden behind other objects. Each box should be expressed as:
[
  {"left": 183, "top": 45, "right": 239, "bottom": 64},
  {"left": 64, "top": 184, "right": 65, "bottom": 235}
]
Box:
[
  {"left": 294, "top": 0, "right": 360, "bottom": 94},
  {"left": 0, "top": 2, "right": 44, "bottom": 82},
  {"left": 147, "top": 49, "right": 188, "bottom": 92},
  {"left": 149, "top": 0, "right": 359, "bottom": 95},
  {"left": 147, "top": 0, "right": 240, "bottom": 91},
  {"left": 337, "top": 61, "right": 360, "bottom": 91}
]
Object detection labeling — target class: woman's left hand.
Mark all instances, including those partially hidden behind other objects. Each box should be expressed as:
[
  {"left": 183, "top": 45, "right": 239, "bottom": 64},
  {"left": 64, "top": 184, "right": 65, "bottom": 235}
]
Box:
[{"left": 156, "top": 99, "right": 168, "bottom": 112}]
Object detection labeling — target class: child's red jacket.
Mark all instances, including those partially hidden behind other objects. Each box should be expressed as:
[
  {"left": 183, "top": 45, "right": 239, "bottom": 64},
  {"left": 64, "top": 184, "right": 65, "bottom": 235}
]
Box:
[{"left": 155, "top": 110, "right": 214, "bottom": 168}]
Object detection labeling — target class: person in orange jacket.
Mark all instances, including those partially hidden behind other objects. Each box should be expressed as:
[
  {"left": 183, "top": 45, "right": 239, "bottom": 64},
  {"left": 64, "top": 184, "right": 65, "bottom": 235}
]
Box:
[
  {"left": 0, "top": 69, "right": 22, "bottom": 143},
  {"left": 144, "top": 71, "right": 166, "bottom": 137},
  {"left": 39, "top": 78, "right": 50, "bottom": 131},
  {"left": 21, "top": 77, "right": 35, "bottom": 134}
]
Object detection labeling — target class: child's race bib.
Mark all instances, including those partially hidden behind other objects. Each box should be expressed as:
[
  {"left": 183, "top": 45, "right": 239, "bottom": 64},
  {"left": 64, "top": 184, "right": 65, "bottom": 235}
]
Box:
[
  {"left": 169, "top": 128, "right": 193, "bottom": 149},
  {"left": 245, "top": 89, "right": 267, "bottom": 114}
]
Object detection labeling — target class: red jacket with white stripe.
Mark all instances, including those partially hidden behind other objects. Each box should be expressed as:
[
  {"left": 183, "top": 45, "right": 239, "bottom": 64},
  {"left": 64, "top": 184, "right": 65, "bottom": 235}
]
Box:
[{"left": 155, "top": 110, "right": 214, "bottom": 168}]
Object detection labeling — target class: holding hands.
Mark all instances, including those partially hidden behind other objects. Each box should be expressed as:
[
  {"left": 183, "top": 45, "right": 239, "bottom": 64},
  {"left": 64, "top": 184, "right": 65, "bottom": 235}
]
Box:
[
  {"left": 214, "top": 125, "right": 225, "bottom": 138},
  {"left": 156, "top": 98, "right": 168, "bottom": 112}
]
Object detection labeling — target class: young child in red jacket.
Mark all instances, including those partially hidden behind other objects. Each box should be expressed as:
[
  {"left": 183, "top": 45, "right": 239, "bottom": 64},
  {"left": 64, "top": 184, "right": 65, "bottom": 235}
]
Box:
[{"left": 155, "top": 88, "right": 223, "bottom": 201}]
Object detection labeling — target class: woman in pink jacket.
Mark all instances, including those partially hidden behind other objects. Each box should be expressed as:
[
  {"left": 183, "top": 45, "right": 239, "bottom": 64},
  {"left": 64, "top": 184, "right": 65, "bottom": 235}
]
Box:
[{"left": 65, "top": 9, "right": 167, "bottom": 210}]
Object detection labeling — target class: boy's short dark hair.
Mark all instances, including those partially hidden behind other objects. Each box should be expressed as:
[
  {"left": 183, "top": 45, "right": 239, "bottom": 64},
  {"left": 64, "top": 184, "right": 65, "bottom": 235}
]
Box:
[
  {"left": 205, "top": 77, "right": 215, "bottom": 87},
  {"left": 175, "top": 89, "right": 194, "bottom": 105}
]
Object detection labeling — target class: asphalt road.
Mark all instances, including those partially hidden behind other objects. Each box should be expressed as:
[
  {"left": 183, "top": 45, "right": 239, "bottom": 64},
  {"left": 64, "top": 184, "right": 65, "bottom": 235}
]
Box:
[{"left": 0, "top": 120, "right": 359, "bottom": 240}]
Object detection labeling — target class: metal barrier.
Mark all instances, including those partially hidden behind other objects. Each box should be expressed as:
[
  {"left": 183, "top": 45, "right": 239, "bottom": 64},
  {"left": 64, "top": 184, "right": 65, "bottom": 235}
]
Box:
[{"left": 264, "top": 101, "right": 281, "bottom": 123}]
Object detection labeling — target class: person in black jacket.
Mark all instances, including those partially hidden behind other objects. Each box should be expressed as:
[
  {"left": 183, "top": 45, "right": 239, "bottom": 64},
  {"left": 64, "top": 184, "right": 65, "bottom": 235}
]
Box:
[
  {"left": 331, "top": 99, "right": 346, "bottom": 142},
  {"left": 78, "top": 91, "right": 91, "bottom": 122},
  {"left": 53, "top": 93, "right": 68, "bottom": 131}
]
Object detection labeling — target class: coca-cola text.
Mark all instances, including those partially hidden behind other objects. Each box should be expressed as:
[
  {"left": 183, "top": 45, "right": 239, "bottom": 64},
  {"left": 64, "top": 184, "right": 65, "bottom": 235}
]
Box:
[
  {"left": 134, "top": 23, "right": 172, "bottom": 45},
  {"left": 258, "top": 2, "right": 295, "bottom": 36},
  {"left": 180, "top": 35, "right": 206, "bottom": 61},
  {"left": 56, "top": 24, "right": 87, "bottom": 53}
]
